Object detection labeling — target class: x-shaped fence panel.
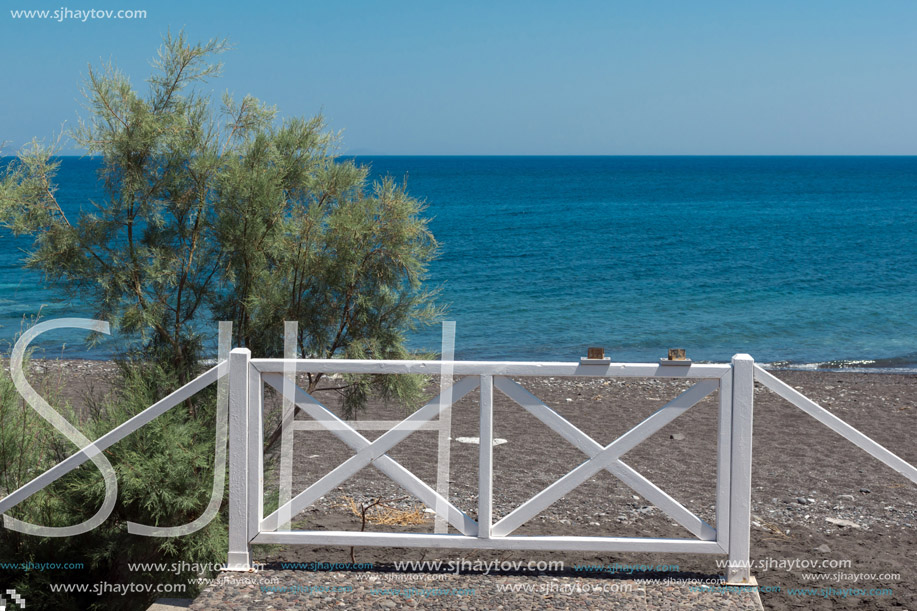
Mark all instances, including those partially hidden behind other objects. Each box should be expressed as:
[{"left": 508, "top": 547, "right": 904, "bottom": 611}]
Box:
[
  {"left": 491, "top": 376, "right": 719, "bottom": 539},
  {"left": 227, "top": 351, "right": 755, "bottom": 583},
  {"left": 259, "top": 373, "right": 480, "bottom": 534}
]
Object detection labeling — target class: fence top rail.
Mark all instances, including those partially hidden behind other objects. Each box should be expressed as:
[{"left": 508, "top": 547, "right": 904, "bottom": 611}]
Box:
[{"left": 248, "top": 358, "right": 732, "bottom": 378}]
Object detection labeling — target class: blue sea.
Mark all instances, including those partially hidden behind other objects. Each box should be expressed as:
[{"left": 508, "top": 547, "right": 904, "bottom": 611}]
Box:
[{"left": 1, "top": 156, "right": 915, "bottom": 371}]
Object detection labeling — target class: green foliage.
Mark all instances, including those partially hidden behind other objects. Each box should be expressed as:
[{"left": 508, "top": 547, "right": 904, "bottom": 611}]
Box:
[
  {"left": 0, "top": 355, "right": 62, "bottom": 529},
  {"left": 1, "top": 33, "right": 230, "bottom": 382},
  {"left": 0, "top": 30, "right": 444, "bottom": 609},
  {"left": 0, "top": 30, "right": 442, "bottom": 394},
  {"left": 0, "top": 357, "right": 226, "bottom": 610}
]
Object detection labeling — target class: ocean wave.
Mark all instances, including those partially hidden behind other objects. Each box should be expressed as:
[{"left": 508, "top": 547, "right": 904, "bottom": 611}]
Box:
[{"left": 764, "top": 355, "right": 917, "bottom": 374}]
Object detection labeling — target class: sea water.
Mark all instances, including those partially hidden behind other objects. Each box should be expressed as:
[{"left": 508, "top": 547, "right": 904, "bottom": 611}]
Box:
[{"left": 1, "top": 156, "right": 915, "bottom": 370}]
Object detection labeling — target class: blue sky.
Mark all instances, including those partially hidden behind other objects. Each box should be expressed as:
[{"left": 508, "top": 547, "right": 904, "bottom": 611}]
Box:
[{"left": 2, "top": 0, "right": 916, "bottom": 154}]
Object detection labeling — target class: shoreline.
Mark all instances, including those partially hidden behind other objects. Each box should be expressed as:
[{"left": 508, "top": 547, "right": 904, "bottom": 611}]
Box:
[{"left": 9, "top": 356, "right": 917, "bottom": 374}]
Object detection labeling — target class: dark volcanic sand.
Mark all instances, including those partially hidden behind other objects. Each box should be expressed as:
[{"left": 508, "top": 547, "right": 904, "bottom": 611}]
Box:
[
  {"left": 251, "top": 368, "right": 916, "bottom": 610},
  {"left": 9, "top": 361, "right": 917, "bottom": 609}
]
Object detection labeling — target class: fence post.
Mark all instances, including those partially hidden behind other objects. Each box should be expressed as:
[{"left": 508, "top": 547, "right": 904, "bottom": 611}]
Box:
[
  {"left": 278, "top": 321, "right": 297, "bottom": 530},
  {"left": 715, "top": 366, "right": 733, "bottom": 552},
  {"left": 478, "top": 375, "right": 494, "bottom": 539},
  {"left": 227, "top": 348, "right": 252, "bottom": 570},
  {"left": 248, "top": 354, "right": 264, "bottom": 543},
  {"left": 727, "top": 354, "right": 755, "bottom": 584},
  {"left": 434, "top": 321, "right": 456, "bottom": 534}
]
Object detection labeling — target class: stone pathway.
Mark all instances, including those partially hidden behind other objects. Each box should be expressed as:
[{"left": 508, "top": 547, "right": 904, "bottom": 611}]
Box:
[{"left": 189, "top": 569, "right": 764, "bottom": 610}]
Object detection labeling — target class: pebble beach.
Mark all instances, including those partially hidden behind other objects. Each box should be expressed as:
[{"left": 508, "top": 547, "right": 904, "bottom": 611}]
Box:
[{"left": 11, "top": 360, "right": 917, "bottom": 609}]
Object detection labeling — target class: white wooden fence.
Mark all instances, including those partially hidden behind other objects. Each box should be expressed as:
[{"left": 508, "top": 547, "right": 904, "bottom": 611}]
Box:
[
  {"left": 2, "top": 351, "right": 915, "bottom": 586},
  {"left": 224, "top": 350, "right": 914, "bottom": 585}
]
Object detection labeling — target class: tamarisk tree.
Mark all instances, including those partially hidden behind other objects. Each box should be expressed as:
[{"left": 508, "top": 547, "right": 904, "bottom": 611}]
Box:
[{"left": 0, "top": 32, "right": 441, "bottom": 411}]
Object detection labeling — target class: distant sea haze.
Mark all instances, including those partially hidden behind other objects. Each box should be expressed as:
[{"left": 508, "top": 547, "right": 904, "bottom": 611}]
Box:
[{"left": 1, "top": 156, "right": 915, "bottom": 371}]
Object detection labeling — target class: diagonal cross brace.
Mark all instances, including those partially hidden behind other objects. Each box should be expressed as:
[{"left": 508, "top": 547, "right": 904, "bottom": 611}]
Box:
[
  {"left": 754, "top": 365, "right": 917, "bottom": 485},
  {"left": 260, "top": 375, "right": 480, "bottom": 534},
  {"left": 494, "top": 377, "right": 717, "bottom": 540},
  {"left": 492, "top": 378, "right": 719, "bottom": 537},
  {"left": 0, "top": 361, "right": 227, "bottom": 517}
]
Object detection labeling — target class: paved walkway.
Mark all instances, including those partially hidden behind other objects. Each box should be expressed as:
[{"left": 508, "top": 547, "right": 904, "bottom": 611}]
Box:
[{"left": 186, "top": 569, "right": 764, "bottom": 610}]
